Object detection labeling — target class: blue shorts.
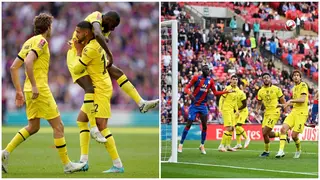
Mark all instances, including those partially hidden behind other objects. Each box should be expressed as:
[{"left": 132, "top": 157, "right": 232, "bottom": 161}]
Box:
[{"left": 188, "top": 104, "right": 208, "bottom": 121}]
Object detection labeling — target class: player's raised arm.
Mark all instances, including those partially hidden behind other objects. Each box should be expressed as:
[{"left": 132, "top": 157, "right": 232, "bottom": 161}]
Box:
[
  {"left": 10, "top": 58, "right": 25, "bottom": 107},
  {"left": 25, "top": 50, "right": 39, "bottom": 99},
  {"left": 255, "top": 91, "right": 263, "bottom": 114},
  {"left": 184, "top": 75, "right": 197, "bottom": 95},
  {"left": 238, "top": 94, "right": 247, "bottom": 111},
  {"left": 92, "top": 22, "right": 113, "bottom": 67},
  {"left": 210, "top": 79, "right": 229, "bottom": 96}
]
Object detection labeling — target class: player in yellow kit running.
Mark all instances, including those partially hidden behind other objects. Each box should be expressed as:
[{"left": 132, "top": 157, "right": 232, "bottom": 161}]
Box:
[
  {"left": 233, "top": 86, "right": 251, "bottom": 149},
  {"left": 72, "top": 21, "right": 124, "bottom": 173},
  {"left": 255, "top": 72, "right": 287, "bottom": 157},
  {"left": 275, "top": 70, "right": 309, "bottom": 159},
  {"left": 2, "top": 13, "right": 86, "bottom": 174},
  {"left": 218, "top": 75, "right": 238, "bottom": 152}
]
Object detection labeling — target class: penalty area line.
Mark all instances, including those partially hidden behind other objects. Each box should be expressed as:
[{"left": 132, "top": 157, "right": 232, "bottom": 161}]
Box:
[{"left": 178, "top": 161, "right": 318, "bottom": 176}]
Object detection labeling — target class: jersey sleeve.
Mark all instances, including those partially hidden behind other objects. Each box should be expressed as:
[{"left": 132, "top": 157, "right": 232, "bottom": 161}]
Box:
[
  {"left": 300, "top": 82, "right": 308, "bottom": 95},
  {"left": 277, "top": 87, "right": 284, "bottom": 98},
  {"left": 31, "top": 38, "right": 47, "bottom": 58},
  {"left": 17, "top": 42, "right": 32, "bottom": 61},
  {"left": 257, "top": 89, "right": 262, "bottom": 101},
  {"left": 81, "top": 46, "right": 99, "bottom": 65},
  {"left": 210, "top": 79, "right": 227, "bottom": 96},
  {"left": 86, "top": 11, "right": 103, "bottom": 25}
]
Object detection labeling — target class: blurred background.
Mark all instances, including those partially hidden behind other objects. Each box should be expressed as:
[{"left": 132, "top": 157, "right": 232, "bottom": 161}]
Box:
[{"left": 2, "top": 2, "right": 159, "bottom": 126}]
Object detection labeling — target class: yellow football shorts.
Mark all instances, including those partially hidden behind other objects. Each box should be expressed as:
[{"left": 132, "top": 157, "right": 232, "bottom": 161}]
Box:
[
  {"left": 81, "top": 89, "right": 113, "bottom": 119},
  {"left": 283, "top": 111, "right": 308, "bottom": 133},
  {"left": 67, "top": 48, "right": 89, "bottom": 83},
  {"left": 235, "top": 109, "right": 249, "bottom": 125},
  {"left": 222, "top": 110, "right": 235, "bottom": 127},
  {"left": 25, "top": 89, "right": 60, "bottom": 120},
  {"left": 262, "top": 113, "right": 280, "bottom": 129}
]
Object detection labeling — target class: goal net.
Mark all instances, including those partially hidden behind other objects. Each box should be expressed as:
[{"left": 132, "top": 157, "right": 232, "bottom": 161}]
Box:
[{"left": 161, "top": 20, "right": 178, "bottom": 163}]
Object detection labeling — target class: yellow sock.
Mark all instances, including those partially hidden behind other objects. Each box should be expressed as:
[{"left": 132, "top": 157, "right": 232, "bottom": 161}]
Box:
[
  {"left": 77, "top": 121, "right": 90, "bottom": 156},
  {"left": 279, "top": 134, "right": 287, "bottom": 151},
  {"left": 101, "top": 128, "right": 120, "bottom": 160},
  {"left": 5, "top": 128, "right": 30, "bottom": 153},
  {"left": 238, "top": 126, "right": 248, "bottom": 140},
  {"left": 54, "top": 137, "right": 71, "bottom": 165},
  {"left": 235, "top": 126, "right": 241, "bottom": 145},
  {"left": 264, "top": 143, "right": 270, "bottom": 152},
  {"left": 83, "top": 93, "right": 96, "bottom": 128},
  {"left": 117, "top": 74, "right": 142, "bottom": 105},
  {"left": 220, "top": 131, "right": 228, "bottom": 145},
  {"left": 294, "top": 139, "right": 301, "bottom": 151},
  {"left": 225, "top": 131, "right": 232, "bottom": 147},
  {"left": 275, "top": 132, "right": 280, "bottom": 137}
]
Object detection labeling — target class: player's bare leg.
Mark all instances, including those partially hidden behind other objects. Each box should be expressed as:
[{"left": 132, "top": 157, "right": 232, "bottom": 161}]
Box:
[
  {"left": 276, "top": 123, "right": 290, "bottom": 158},
  {"left": 178, "top": 120, "right": 193, "bottom": 153},
  {"left": 2, "top": 118, "right": 40, "bottom": 173},
  {"left": 96, "top": 118, "right": 124, "bottom": 173},
  {"left": 76, "top": 76, "right": 106, "bottom": 143},
  {"left": 292, "top": 131, "right": 301, "bottom": 159},
  {"left": 260, "top": 126, "right": 272, "bottom": 157},
  {"left": 199, "top": 114, "right": 207, "bottom": 154},
  {"left": 108, "top": 65, "right": 159, "bottom": 113}
]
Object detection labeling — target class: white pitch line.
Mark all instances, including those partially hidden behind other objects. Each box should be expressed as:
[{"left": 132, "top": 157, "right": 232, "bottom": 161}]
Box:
[
  {"left": 177, "top": 161, "right": 318, "bottom": 176},
  {"left": 183, "top": 148, "right": 318, "bottom": 155}
]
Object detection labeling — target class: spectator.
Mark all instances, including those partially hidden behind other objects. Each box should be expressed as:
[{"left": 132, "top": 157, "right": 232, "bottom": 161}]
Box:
[
  {"left": 242, "top": 20, "right": 251, "bottom": 37},
  {"left": 295, "top": 15, "right": 301, "bottom": 36},
  {"left": 253, "top": 20, "right": 260, "bottom": 44},
  {"left": 229, "top": 16, "right": 238, "bottom": 34},
  {"left": 286, "top": 50, "right": 293, "bottom": 66}
]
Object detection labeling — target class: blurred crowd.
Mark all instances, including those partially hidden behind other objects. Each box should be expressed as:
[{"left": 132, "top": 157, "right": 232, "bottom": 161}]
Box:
[
  {"left": 2, "top": 2, "right": 159, "bottom": 114},
  {"left": 161, "top": 2, "right": 318, "bottom": 125}
]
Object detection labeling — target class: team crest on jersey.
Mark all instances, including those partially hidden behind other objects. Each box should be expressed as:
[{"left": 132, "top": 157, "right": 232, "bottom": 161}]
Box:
[
  {"left": 38, "top": 39, "right": 46, "bottom": 49},
  {"left": 24, "top": 44, "right": 31, "bottom": 50}
]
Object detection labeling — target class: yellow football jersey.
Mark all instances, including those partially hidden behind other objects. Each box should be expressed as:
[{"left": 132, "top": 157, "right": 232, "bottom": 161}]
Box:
[
  {"left": 292, "top": 82, "right": 309, "bottom": 113},
  {"left": 80, "top": 39, "right": 112, "bottom": 92},
  {"left": 220, "top": 85, "right": 239, "bottom": 111},
  {"left": 17, "top": 35, "right": 50, "bottom": 91},
  {"left": 237, "top": 90, "right": 248, "bottom": 111},
  {"left": 257, "top": 85, "right": 283, "bottom": 114}
]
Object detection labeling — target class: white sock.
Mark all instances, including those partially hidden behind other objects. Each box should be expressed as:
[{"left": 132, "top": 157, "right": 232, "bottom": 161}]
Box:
[
  {"left": 113, "top": 158, "right": 123, "bottom": 168},
  {"left": 138, "top": 99, "right": 145, "bottom": 107},
  {"left": 80, "top": 155, "right": 88, "bottom": 163}
]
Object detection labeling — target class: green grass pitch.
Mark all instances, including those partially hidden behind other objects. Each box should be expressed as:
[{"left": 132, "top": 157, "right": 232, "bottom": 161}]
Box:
[
  {"left": 2, "top": 127, "right": 159, "bottom": 178},
  {"left": 161, "top": 140, "right": 318, "bottom": 178}
]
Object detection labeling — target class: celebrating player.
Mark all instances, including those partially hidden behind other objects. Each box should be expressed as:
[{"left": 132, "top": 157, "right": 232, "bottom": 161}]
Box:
[
  {"left": 275, "top": 70, "right": 309, "bottom": 159},
  {"left": 73, "top": 21, "right": 124, "bottom": 173},
  {"left": 178, "top": 64, "right": 232, "bottom": 154},
  {"left": 255, "top": 72, "right": 287, "bottom": 157},
  {"left": 67, "top": 11, "right": 159, "bottom": 143},
  {"left": 2, "top": 13, "right": 86, "bottom": 173},
  {"left": 233, "top": 85, "right": 251, "bottom": 149},
  {"left": 218, "top": 75, "right": 240, "bottom": 152}
]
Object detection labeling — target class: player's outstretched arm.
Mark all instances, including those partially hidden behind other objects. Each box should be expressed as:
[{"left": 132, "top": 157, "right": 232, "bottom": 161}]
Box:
[
  {"left": 25, "top": 51, "right": 39, "bottom": 99},
  {"left": 210, "top": 79, "right": 228, "bottom": 96},
  {"left": 10, "top": 58, "right": 25, "bottom": 107},
  {"left": 92, "top": 22, "right": 113, "bottom": 67}
]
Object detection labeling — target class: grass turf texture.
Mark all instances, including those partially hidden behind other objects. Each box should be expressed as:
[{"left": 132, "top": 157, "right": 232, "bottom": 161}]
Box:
[
  {"left": 2, "top": 127, "right": 159, "bottom": 178},
  {"left": 161, "top": 140, "right": 318, "bottom": 178}
]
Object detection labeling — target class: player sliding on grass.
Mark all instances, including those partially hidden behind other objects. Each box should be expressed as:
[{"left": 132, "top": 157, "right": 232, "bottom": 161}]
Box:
[
  {"left": 178, "top": 64, "right": 232, "bottom": 154},
  {"left": 73, "top": 21, "right": 124, "bottom": 173},
  {"left": 67, "top": 11, "right": 159, "bottom": 143},
  {"left": 275, "top": 70, "right": 309, "bottom": 159},
  {"left": 218, "top": 75, "right": 240, "bottom": 152},
  {"left": 233, "top": 85, "right": 251, "bottom": 149},
  {"left": 255, "top": 72, "right": 288, "bottom": 157},
  {"left": 2, "top": 13, "right": 86, "bottom": 174}
]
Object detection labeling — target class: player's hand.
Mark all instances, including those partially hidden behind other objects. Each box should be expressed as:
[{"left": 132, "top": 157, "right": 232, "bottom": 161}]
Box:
[
  {"left": 15, "top": 91, "right": 25, "bottom": 107},
  {"left": 276, "top": 104, "right": 283, "bottom": 108},
  {"left": 31, "top": 86, "right": 39, "bottom": 99},
  {"left": 73, "top": 40, "right": 85, "bottom": 55},
  {"left": 283, "top": 100, "right": 292, "bottom": 109},
  {"left": 226, "top": 89, "right": 235, "bottom": 93}
]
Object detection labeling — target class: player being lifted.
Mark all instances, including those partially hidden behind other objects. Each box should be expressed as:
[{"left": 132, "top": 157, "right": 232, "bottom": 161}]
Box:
[
  {"left": 233, "top": 85, "right": 251, "bottom": 149},
  {"left": 67, "top": 11, "right": 159, "bottom": 143},
  {"left": 275, "top": 70, "right": 309, "bottom": 159},
  {"left": 218, "top": 75, "right": 240, "bottom": 152},
  {"left": 72, "top": 21, "right": 124, "bottom": 173},
  {"left": 178, "top": 64, "right": 232, "bottom": 154},
  {"left": 255, "top": 72, "right": 287, "bottom": 157},
  {"left": 2, "top": 13, "right": 86, "bottom": 173}
]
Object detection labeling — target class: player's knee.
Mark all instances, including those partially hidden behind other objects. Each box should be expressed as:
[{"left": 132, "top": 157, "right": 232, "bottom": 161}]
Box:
[
  {"left": 53, "top": 121, "right": 64, "bottom": 135},
  {"left": 202, "top": 125, "right": 207, "bottom": 131},
  {"left": 96, "top": 119, "right": 107, "bottom": 131},
  {"left": 26, "top": 125, "right": 40, "bottom": 135},
  {"left": 84, "top": 86, "right": 94, "bottom": 94},
  {"left": 280, "top": 127, "right": 287, "bottom": 134}
]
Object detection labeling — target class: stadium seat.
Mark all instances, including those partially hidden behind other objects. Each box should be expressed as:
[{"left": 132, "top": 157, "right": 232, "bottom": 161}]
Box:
[
  {"left": 303, "top": 21, "right": 311, "bottom": 31},
  {"left": 312, "top": 72, "right": 318, "bottom": 81}
]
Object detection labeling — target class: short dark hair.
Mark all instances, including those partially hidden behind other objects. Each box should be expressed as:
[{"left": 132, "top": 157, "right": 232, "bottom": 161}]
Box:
[
  {"left": 231, "top": 74, "right": 238, "bottom": 79},
  {"left": 262, "top": 72, "right": 271, "bottom": 77},
  {"left": 77, "top": 21, "right": 92, "bottom": 30},
  {"left": 105, "top": 11, "right": 120, "bottom": 24},
  {"left": 33, "top": 13, "right": 53, "bottom": 35}
]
